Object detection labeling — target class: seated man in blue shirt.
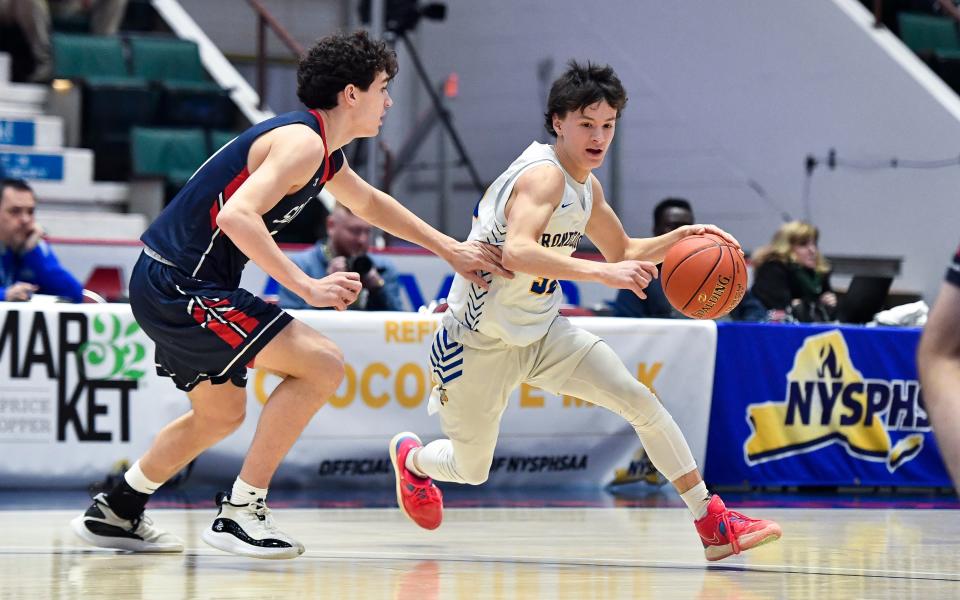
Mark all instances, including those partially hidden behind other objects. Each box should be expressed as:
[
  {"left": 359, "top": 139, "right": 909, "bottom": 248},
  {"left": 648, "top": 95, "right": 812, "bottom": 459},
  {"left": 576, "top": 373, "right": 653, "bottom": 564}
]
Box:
[
  {"left": 276, "top": 203, "right": 403, "bottom": 310},
  {"left": 0, "top": 178, "right": 83, "bottom": 303}
]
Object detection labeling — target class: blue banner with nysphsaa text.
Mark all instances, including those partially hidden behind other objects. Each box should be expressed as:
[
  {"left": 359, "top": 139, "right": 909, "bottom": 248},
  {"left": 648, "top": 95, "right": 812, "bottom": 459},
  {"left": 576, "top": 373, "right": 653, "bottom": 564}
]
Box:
[{"left": 704, "top": 323, "right": 951, "bottom": 487}]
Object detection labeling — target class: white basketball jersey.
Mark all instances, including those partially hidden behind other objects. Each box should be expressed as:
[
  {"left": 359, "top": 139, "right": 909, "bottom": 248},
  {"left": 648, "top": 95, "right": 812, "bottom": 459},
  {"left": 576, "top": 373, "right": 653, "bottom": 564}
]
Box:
[{"left": 445, "top": 142, "right": 593, "bottom": 347}]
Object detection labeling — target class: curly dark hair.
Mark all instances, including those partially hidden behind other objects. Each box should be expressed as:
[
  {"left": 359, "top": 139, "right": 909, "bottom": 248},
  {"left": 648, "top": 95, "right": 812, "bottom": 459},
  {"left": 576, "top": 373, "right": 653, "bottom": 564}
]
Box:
[
  {"left": 543, "top": 61, "right": 627, "bottom": 137},
  {"left": 297, "top": 30, "right": 398, "bottom": 110}
]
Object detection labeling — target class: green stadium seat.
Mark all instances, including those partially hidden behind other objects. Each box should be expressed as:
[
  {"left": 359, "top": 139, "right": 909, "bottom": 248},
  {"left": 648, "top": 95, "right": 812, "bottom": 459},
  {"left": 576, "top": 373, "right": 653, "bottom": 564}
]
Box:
[
  {"left": 128, "top": 36, "right": 208, "bottom": 82},
  {"left": 897, "top": 13, "right": 960, "bottom": 54},
  {"left": 130, "top": 127, "right": 208, "bottom": 183},
  {"left": 53, "top": 33, "right": 129, "bottom": 79},
  {"left": 128, "top": 35, "right": 235, "bottom": 128}
]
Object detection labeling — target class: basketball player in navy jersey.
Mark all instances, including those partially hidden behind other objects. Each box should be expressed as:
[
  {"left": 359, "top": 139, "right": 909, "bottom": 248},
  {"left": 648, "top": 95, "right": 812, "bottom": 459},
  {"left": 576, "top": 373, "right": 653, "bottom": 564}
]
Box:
[
  {"left": 71, "top": 31, "right": 509, "bottom": 559},
  {"left": 918, "top": 242, "right": 960, "bottom": 491},
  {"left": 389, "top": 61, "right": 782, "bottom": 561}
]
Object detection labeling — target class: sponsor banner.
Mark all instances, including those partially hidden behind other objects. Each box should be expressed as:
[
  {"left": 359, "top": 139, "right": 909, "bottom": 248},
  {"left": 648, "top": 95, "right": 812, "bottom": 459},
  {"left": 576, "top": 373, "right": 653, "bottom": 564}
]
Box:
[
  {"left": 49, "top": 240, "right": 620, "bottom": 311},
  {"left": 704, "top": 323, "right": 950, "bottom": 487},
  {"left": 0, "top": 305, "right": 714, "bottom": 489}
]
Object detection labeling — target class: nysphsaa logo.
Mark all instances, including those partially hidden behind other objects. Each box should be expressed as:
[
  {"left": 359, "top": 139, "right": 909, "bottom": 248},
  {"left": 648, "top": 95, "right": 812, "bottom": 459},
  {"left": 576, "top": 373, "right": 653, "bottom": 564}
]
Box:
[{"left": 744, "top": 330, "right": 928, "bottom": 472}]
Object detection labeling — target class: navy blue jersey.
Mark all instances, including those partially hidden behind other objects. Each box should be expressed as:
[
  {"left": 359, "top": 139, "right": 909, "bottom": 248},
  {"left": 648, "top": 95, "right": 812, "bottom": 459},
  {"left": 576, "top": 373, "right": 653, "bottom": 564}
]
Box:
[{"left": 141, "top": 110, "right": 345, "bottom": 288}]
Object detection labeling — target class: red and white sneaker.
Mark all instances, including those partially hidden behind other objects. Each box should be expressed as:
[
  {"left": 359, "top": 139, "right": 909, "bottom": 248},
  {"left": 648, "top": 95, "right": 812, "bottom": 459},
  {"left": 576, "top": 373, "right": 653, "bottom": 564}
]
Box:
[
  {"left": 694, "top": 495, "right": 781, "bottom": 561},
  {"left": 389, "top": 432, "right": 443, "bottom": 530}
]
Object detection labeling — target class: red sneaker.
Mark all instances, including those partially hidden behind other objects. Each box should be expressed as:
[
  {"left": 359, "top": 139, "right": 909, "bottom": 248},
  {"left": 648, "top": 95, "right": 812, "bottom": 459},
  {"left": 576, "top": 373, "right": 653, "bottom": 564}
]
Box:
[
  {"left": 389, "top": 432, "right": 443, "bottom": 530},
  {"left": 694, "top": 495, "right": 781, "bottom": 561}
]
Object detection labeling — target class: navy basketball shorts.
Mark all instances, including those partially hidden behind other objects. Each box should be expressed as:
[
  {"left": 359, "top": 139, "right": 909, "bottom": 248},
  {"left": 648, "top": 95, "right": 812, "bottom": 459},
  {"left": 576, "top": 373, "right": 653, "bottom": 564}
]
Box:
[{"left": 129, "top": 251, "right": 293, "bottom": 392}]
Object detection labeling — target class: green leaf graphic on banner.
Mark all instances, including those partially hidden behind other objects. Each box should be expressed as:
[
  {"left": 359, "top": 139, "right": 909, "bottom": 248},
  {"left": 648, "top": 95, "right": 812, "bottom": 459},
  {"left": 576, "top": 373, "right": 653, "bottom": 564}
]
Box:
[
  {"left": 83, "top": 342, "right": 107, "bottom": 366},
  {"left": 81, "top": 314, "right": 148, "bottom": 380},
  {"left": 108, "top": 315, "right": 121, "bottom": 342}
]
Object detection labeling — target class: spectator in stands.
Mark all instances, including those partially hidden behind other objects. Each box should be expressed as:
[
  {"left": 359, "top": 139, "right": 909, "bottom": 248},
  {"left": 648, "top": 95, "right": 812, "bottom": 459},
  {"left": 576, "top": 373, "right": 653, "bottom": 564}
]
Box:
[
  {"left": 0, "top": 178, "right": 83, "bottom": 302},
  {"left": 750, "top": 220, "right": 837, "bottom": 323},
  {"left": 917, "top": 240, "right": 960, "bottom": 491},
  {"left": 276, "top": 203, "right": 403, "bottom": 311},
  {"left": 611, "top": 197, "right": 693, "bottom": 318},
  {"left": 0, "top": 0, "right": 128, "bottom": 82}
]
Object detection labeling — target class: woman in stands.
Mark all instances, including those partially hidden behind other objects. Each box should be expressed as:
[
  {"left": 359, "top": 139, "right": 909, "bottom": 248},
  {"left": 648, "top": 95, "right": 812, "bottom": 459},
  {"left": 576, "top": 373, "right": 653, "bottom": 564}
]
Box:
[{"left": 750, "top": 220, "right": 837, "bottom": 323}]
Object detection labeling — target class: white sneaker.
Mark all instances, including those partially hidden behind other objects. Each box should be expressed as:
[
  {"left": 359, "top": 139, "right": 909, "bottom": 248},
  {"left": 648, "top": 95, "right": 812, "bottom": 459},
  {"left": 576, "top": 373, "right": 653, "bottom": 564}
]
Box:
[
  {"left": 201, "top": 492, "right": 305, "bottom": 559},
  {"left": 71, "top": 493, "right": 184, "bottom": 552}
]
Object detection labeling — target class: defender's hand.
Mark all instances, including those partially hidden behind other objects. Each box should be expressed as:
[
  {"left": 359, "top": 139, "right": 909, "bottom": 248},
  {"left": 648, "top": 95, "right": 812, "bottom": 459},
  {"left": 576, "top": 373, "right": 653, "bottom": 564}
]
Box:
[
  {"left": 448, "top": 241, "right": 513, "bottom": 289},
  {"left": 302, "top": 272, "right": 362, "bottom": 311}
]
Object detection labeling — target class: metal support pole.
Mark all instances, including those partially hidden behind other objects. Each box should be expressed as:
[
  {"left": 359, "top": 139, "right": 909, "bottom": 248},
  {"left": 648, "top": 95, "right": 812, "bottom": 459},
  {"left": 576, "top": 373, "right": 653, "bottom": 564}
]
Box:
[{"left": 399, "top": 32, "right": 484, "bottom": 193}]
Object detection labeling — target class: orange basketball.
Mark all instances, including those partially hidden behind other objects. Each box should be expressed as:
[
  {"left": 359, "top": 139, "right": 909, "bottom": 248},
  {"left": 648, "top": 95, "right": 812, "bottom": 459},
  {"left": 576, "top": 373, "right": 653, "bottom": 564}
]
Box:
[{"left": 661, "top": 234, "right": 747, "bottom": 319}]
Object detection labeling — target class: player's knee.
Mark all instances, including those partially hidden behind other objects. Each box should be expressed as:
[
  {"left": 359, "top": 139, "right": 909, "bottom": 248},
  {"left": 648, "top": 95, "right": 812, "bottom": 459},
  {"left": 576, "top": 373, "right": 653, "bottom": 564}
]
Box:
[
  {"left": 630, "top": 396, "right": 672, "bottom": 430},
  {"left": 217, "top": 407, "right": 247, "bottom": 435},
  {"left": 198, "top": 398, "right": 246, "bottom": 437},
  {"left": 303, "top": 341, "right": 345, "bottom": 399}
]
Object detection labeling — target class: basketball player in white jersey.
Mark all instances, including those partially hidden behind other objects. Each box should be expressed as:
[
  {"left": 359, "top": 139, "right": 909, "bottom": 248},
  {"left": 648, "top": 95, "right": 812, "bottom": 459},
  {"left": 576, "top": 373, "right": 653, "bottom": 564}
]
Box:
[{"left": 389, "top": 61, "right": 781, "bottom": 561}]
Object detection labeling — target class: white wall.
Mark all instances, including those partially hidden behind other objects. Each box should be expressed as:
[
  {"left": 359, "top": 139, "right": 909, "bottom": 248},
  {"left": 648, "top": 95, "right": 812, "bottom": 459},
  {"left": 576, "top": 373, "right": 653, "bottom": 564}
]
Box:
[{"left": 177, "top": 0, "right": 960, "bottom": 302}]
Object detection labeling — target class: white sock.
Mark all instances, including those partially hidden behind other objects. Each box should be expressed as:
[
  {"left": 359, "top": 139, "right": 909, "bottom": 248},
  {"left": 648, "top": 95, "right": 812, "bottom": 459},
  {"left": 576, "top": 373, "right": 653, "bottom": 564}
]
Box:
[
  {"left": 124, "top": 460, "right": 162, "bottom": 494},
  {"left": 231, "top": 477, "right": 268, "bottom": 504},
  {"left": 404, "top": 448, "right": 428, "bottom": 478},
  {"left": 680, "top": 481, "right": 711, "bottom": 520}
]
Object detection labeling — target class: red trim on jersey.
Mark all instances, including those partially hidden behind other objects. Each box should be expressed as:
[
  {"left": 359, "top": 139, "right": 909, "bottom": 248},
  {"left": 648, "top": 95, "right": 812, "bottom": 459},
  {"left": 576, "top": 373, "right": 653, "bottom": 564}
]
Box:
[
  {"left": 309, "top": 109, "right": 333, "bottom": 183},
  {"left": 210, "top": 166, "right": 251, "bottom": 230}
]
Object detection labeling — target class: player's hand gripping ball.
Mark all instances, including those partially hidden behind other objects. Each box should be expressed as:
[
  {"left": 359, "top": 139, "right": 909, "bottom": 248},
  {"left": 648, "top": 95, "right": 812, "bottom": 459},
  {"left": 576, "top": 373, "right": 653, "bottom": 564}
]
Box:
[{"left": 661, "top": 234, "right": 747, "bottom": 319}]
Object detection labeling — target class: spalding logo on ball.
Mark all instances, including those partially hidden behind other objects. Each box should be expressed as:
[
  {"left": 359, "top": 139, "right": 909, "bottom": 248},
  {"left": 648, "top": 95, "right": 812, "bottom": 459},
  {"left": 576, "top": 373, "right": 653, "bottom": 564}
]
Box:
[{"left": 661, "top": 233, "right": 747, "bottom": 320}]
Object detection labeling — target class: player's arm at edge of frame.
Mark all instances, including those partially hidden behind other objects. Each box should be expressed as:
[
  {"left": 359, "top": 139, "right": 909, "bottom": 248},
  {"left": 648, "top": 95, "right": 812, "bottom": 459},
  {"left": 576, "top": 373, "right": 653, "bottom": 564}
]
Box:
[
  {"left": 215, "top": 124, "right": 326, "bottom": 297},
  {"left": 325, "top": 157, "right": 511, "bottom": 288},
  {"left": 917, "top": 280, "right": 960, "bottom": 489}
]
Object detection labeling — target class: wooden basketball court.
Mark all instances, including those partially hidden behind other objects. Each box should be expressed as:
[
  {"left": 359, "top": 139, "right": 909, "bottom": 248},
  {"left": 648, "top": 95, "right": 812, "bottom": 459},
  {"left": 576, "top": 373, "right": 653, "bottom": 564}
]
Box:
[{"left": 1, "top": 504, "right": 957, "bottom": 598}]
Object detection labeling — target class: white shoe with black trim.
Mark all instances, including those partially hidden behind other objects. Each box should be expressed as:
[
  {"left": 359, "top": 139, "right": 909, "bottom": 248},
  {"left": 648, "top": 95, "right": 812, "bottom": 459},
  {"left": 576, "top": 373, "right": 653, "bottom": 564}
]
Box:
[
  {"left": 71, "top": 493, "right": 184, "bottom": 552},
  {"left": 201, "top": 492, "right": 305, "bottom": 559}
]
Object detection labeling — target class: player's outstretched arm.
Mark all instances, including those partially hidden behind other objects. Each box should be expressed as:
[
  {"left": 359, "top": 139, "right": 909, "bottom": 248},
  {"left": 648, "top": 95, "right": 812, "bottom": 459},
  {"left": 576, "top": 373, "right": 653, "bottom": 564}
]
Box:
[
  {"left": 325, "top": 163, "right": 511, "bottom": 289},
  {"left": 216, "top": 125, "right": 361, "bottom": 310},
  {"left": 503, "top": 165, "right": 657, "bottom": 298},
  {"left": 917, "top": 281, "right": 960, "bottom": 489}
]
